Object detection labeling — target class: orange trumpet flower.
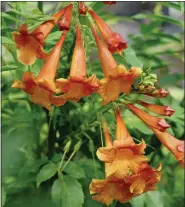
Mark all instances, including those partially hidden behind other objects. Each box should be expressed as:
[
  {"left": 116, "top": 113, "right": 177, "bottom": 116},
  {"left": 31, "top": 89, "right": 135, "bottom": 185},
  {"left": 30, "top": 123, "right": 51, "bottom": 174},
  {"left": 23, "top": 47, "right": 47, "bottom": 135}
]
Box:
[
  {"left": 97, "top": 108, "right": 147, "bottom": 178},
  {"left": 58, "top": 4, "right": 73, "bottom": 31},
  {"left": 149, "top": 127, "right": 184, "bottom": 168},
  {"left": 138, "top": 101, "right": 175, "bottom": 117},
  {"left": 52, "top": 26, "right": 99, "bottom": 106},
  {"left": 89, "top": 163, "right": 161, "bottom": 206},
  {"left": 126, "top": 104, "right": 170, "bottom": 132},
  {"left": 78, "top": 2, "right": 88, "bottom": 15},
  {"left": 89, "top": 10, "right": 127, "bottom": 54},
  {"left": 90, "top": 24, "right": 142, "bottom": 105},
  {"left": 13, "top": 6, "right": 68, "bottom": 65},
  {"left": 11, "top": 31, "right": 68, "bottom": 110}
]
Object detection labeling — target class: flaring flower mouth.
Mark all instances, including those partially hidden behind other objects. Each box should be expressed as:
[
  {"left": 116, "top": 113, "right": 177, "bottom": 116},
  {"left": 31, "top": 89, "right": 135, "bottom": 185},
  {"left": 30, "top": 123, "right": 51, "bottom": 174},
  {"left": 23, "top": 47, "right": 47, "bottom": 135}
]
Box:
[
  {"left": 13, "top": 7, "right": 67, "bottom": 65},
  {"left": 126, "top": 104, "right": 170, "bottom": 132},
  {"left": 53, "top": 25, "right": 99, "bottom": 105},
  {"left": 138, "top": 101, "right": 175, "bottom": 117},
  {"left": 11, "top": 31, "right": 68, "bottom": 109},
  {"left": 99, "top": 111, "right": 147, "bottom": 178},
  {"left": 98, "top": 65, "right": 142, "bottom": 105},
  {"left": 89, "top": 163, "right": 161, "bottom": 206},
  {"left": 11, "top": 72, "right": 53, "bottom": 110},
  {"left": 107, "top": 33, "right": 127, "bottom": 54},
  {"left": 89, "top": 9, "right": 127, "bottom": 54}
]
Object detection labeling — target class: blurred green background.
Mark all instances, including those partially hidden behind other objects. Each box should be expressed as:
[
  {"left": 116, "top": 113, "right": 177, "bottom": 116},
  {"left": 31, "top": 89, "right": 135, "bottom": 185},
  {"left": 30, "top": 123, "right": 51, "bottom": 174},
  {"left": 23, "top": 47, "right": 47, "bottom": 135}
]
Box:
[{"left": 1, "top": 1, "right": 184, "bottom": 207}]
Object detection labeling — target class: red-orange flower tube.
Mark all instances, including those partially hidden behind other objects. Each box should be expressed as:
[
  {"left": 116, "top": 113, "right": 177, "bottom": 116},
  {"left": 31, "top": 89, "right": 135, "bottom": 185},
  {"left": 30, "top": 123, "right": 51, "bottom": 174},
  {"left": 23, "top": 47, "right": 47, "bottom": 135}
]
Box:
[
  {"left": 149, "top": 127, "right": 184, "bottom": 168},
  {"left": 78, "top": 2, "right": 88, "bottom": 15},
  {"left": 11, "top": 31, "right": 68, "bottom": 110},
  {"left": 141, "top": 88, "right": 169, "bottom": 98},
  {"left": 89, "top": 9, "right": 127, "bottom": 54},
  {"left": 97, "top": 108, "right": 147, "bottom": 178},
  {"left": 138, "top": 101, "right": 175, "bottom": 117},
  {"left": 126, "top": 104, "right": 170, "bottom": 132},
  {"left": 52, "top": 26, "right": 99, "bottom": 106},
  {"left": 13, "top": 6, "right": 67, "bottom": 65},
  {"left": 90, "top": 23, "right": 142, "bottom": 105},
  {"left": 58, "top": 4, "right": 73, "bottom": 31}
]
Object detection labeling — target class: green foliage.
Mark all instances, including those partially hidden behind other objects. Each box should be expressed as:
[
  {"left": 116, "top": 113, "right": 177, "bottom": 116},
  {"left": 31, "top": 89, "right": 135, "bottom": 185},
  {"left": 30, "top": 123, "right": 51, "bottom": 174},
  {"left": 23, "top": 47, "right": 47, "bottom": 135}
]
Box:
[
  {"left": 2, "top": 1, "right": 184, "bottom": 207},
  {"left": 36, "top": 162, "right": 58, "bottom": 188}
]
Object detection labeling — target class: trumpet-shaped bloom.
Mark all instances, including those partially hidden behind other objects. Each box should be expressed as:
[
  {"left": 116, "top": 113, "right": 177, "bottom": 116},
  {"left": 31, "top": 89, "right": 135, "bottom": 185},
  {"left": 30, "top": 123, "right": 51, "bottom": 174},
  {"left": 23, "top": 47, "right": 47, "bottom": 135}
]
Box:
[
  {"left": 13, "top": 6, "right": 67, "bottom": 65},
  {"left": 126, "top": 104, "right": 170, "bottom": 132},
  {"left": 149, "top": 127, "right": 184, "bottom": 168},
  {"left": 78, "top": 2, "right": 88, "bottom": 15},
  {"left": 58, "top": 4, "right": 73, "bottom": 31},
  {"left": 89, "top": 163, "right": 161, "bottom": 206},
  {"left": 11, "top": 31, "right": 68, "bottom": 110},
  {"left": 89, "top": 176, "right": 132, "bottom": 206},
  {"left": 138, "top": 101, "right": 175, "bottom": 117},
  {"left": 52, "top": 26, "right": 99, "bottom": 106},
  {"left": 89, "top": 10, "right": 127, "bottom": 54},
  {"left": 97, "top": 109, "right": 147, "bottom": 178},
  {"left": 90, "top": 24, "right": 142, "bottom": 105}
]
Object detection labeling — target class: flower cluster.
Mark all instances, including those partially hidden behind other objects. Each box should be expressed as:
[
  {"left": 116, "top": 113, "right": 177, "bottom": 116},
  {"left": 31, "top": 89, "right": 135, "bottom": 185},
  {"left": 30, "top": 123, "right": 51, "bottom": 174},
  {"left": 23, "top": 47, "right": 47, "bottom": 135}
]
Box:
[
  {"left": 90, "top": 108, "right": 162, "bottom": 206},
  {"left": 11, "top": 2, "right": 143, "bottom": 109},
  {"left": 10, "top": 2, "right": 184, "bottom": 205}
]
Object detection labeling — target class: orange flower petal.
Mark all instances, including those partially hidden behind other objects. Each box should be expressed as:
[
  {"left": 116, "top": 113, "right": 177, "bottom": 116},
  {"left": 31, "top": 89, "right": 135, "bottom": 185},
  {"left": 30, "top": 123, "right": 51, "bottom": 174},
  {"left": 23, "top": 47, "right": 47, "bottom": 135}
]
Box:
[
  {"left": 30, "top": 87, "right": 53, "bottom": 110},
  {"left": 97, "top": 147, "right": 116, "bottom": 163},
  {"left": 98, "top": 66, "right": 142, "bottom": 105},
  {"left": 11, "top": 72, "right": 37, "bottom": 94},
  {"left": 17, "top": 36, "right": 39, "bottom": 65},
  {"left": 127, "top": 104, "right": 170, "bottom": 132},
  {"left": 125, "top": 163, "right": 162, "bottom": 194},
  {"left": 89, "top": 177, "right": 132, "bottom": 206},
  {"left": 50, "top": 95, "right": 67, "bottom": 107},
  {"left": 138, "top": 101, "right": 175, "bottom": 116}
]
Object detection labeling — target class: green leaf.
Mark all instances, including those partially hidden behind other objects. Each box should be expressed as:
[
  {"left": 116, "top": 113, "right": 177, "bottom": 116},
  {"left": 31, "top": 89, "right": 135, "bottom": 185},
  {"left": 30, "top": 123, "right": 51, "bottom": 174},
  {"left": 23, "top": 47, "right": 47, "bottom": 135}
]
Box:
[
  {"left": 124, "top": 47, "right": 143, "bottom": 68},
  {"left": 61, "top": 175, "right": 84, "bottom": 207},
  {"left": 2, "top": 36, "right": 15, "bottom": 45},
  {"left": 180, "top": 2, "right": 184, "bottom": 13},
  {"left": 63, "top": 161, "right": 86, "bottom": 179},
  {"left": 133, "top": 14, "right": 184, "bottom": 28},
  {"left": 158, "top": 2, "right": 181, "bottom": 11},
  {"left": 51, "top": 179, "right": 63, "bottom": 206},
  {"left": 36, "top": 162, "right": 58, "bottom": 188},
  {"left": 1, "top": 12, "right": 21, "bottom": 22},
  {"left": 2, "top": 187, "right": 6, "bottom": 206},
  {"left": 2, "top": 65, "right": 18, "bottom": 72}
]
